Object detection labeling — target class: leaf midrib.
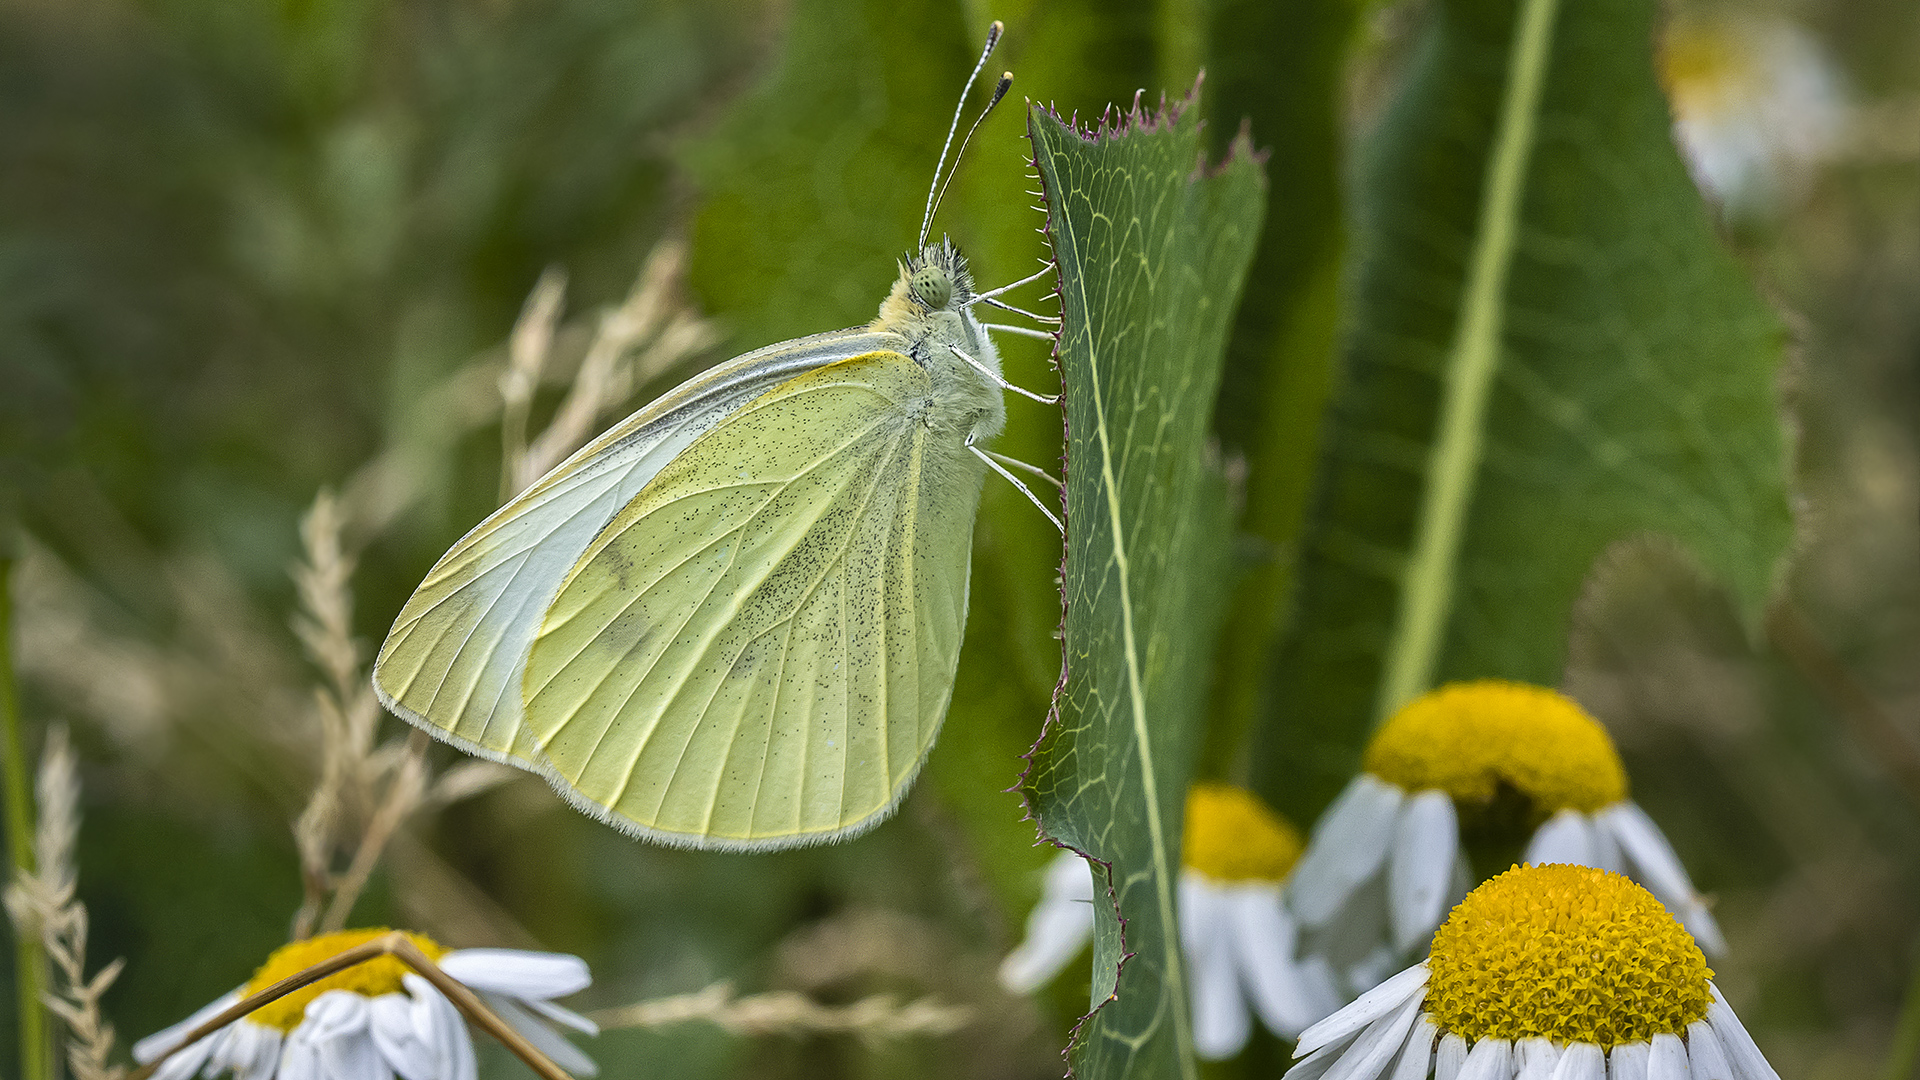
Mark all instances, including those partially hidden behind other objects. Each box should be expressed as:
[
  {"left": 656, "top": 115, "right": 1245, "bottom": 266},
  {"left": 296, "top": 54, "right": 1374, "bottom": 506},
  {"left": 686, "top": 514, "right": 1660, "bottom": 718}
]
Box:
[
  {"left": 1043, "top": 135, "right": 1197, "bottom": 1075},
  {"left": 1375, "top": 0, "right": 1565, "bottom": 717}
]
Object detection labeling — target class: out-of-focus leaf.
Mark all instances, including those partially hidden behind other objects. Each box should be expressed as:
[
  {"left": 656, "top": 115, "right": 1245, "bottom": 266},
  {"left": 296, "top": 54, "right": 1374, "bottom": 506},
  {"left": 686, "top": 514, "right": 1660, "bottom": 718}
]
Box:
[
  {"left": 1253, "top": 0, "right": 1795, "bottom": 819},
  {"left": 1022, "top": 99, "right": 1264, "bottom": 1078},
  {"left": 1198, "top": 0, "right": 1362, "bottom": 782}
]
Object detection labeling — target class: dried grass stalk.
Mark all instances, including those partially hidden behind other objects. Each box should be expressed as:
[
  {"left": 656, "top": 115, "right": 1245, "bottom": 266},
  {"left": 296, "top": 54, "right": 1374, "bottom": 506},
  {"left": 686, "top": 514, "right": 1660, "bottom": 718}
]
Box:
[
  {"left": 4, "top": 726, "right": 127, "bottom": 1080},
  {"left": 513, "top": 241, "right": 717, "bottom": 493},
  {"left": 592, "top": 982, "right": 972, "bottom": 1044}
]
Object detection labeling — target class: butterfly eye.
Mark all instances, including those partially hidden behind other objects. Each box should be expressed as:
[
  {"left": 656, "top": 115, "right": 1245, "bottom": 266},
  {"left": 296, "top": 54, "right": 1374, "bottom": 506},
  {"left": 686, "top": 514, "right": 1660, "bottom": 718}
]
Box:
[{"left": 910, "top": 266, "right": 953, "bottom": 310}]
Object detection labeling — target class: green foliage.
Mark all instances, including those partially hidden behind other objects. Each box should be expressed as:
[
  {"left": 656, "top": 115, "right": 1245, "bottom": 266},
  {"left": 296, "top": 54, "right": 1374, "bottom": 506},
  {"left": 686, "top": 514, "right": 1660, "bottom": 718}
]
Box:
[
  {"left": 1252, "top": 0, "right": 1795, "bottom": 819},
  {"left": 8, "top": 0, "right": 1897, "bottom": 1073},
  {"left": 1023, "top": 101, "right": 1264, "bottom": 1079}
]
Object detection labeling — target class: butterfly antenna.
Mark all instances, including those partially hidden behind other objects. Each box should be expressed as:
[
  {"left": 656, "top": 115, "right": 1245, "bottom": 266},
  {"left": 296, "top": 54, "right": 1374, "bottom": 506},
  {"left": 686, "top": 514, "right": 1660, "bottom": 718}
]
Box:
[
  {"left": 926, "top": 72, "right": 1012, "bottom": 251},
  {"left": 920, "top": 21, "right": 1004, "bottom": 249}
]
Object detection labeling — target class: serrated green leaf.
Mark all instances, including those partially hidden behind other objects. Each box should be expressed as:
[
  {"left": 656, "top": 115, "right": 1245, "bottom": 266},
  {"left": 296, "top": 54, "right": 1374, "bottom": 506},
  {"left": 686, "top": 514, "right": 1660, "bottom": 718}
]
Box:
[
  {"left": 1022, "top": 100, "right": 1265, "bottom": 1079},
  {"left": 1254, "top": 0, "right": 1795, "bottom": 817}
]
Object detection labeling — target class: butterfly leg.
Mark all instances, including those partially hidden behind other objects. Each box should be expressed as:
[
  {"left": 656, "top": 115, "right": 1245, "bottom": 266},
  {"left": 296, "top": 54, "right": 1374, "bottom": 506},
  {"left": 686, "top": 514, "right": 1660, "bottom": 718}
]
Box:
[
  {"left": 978, "top": 296, "right": 1060, "bottom": 324},
  {"left": 982, "top": 449, "right": 1062, "bottom": 490},
  {"left": 971, "top": 264, "right": 1054, "bottom": 304},
  {"left": 980, "top": 322, "right": 1056, "bottom": 341},
  {"left": 968, "top": 433, "right": 1064, "bottom": 535},
  {"left": 949, "top": 344, "right": 1061, "bottom": 405}
]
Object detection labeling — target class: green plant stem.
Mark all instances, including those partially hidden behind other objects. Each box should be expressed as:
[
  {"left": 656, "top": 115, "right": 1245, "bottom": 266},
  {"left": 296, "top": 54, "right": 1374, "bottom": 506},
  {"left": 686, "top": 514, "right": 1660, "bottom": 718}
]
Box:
[
  {"left": 1375, "top": 0, "right": 1563, "bottom": 718},
  {"left": 1, "top": 557, "right": 51, "bottom": 1080}
]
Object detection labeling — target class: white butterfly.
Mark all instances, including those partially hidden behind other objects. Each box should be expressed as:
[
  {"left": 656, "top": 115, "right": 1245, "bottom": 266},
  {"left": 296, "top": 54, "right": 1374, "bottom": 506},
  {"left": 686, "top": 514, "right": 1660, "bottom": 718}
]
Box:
[{"left": 372, "top": 23, "right": 1058, "bottom": 851}]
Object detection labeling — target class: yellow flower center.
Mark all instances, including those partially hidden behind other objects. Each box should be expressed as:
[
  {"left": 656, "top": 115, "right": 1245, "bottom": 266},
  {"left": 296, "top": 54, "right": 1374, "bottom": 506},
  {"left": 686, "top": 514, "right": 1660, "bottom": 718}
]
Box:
[
  {"left": 243, "top": 929, "right": 448, "bottom": 1032},
  {"left": 1181, "top": 783, "right": 1303, "bottom": 883},
  {"left": 1362, "top": 681, "right": 1627, "bottom": 815},
  {"left": 1426, "top": 865, "right": 1712, "bottom": 1047},
  {"left": 1662, "top": 18, "right": 1756, "bottom": 118}
]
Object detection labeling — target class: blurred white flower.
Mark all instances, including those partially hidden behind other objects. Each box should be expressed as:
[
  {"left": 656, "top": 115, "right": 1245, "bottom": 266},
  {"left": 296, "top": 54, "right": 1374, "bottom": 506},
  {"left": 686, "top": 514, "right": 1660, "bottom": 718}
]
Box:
[
  {"left": 1663, "top": 12, "right": 1847, "bottom": 214},
  {"left": 132, "top": 929, "right": 597, "bottom": 1080},
  {"left": 1000, "top": 784, "right": 1340, "bottom": 1059},
  {"left": 1285, "top": 681, "right": 1724, "bottom": 1003}
]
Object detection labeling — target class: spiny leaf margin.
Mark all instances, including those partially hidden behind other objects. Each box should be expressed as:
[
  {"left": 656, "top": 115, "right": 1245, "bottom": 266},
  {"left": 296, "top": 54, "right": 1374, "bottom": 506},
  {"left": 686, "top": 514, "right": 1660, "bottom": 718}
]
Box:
[{"left": 1019, "top": 87, "right": 1266, "bottom": 1079}]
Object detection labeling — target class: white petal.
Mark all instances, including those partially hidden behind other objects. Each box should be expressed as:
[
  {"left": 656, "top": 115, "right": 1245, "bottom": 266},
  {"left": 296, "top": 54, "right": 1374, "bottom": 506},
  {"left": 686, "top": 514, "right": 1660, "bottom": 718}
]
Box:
[
  {"left": 485, "top": 991, "right": 599, "bottom": 1078},
  {"left": 1674, "top": 903, "right": 1729, "bottom": 959},
  {"left": 134, "top": 989, "right": 244, "bottom": 1064},
  {"left": 1388, "top": 1015, "right": 1438, "bottom": 1080},
  {"left": 1389, "top": 791, "right": 1459, "bottom": 952},
  {"left": 403, "top": 975, "right": 476, "bottom": 1080},
  {"left": 1287, "top": 1036, "right": 1359, "bottom": 1080},
  {"left": 1000, "top": 852, "right": 1097, "bottom": 992},
  {"left": 1295, "top": 963, "right": 1429, "bottom": 1057},
  {"left": 1608, "top": 1041, "right": 1651, "bottom": 1080},
  {"left": 240, "top": 1024, "right": 284, "bottom": 1080},
  {"left": 1346, "top": 945, "right": 1405, "bottom": 1000},
  {"left": 1321, "top": 992, "right": 1424, "bottom": 1080},
  {"left": 277, "top": 1029, "right": 321, "bottom": 1080},
  {"left": 152, "top": 1026, "right": 223, "bottom": 1080},
  {"left": 1294, "top": 956, "right": 1346, "bottom": 1021},
  {"left": 317, "top": 1029, "right": 391, "bottom": 1080},
  {"left": 1289, "top": 776, "right": 1408, "bottom": 927},
  {"left": 439, "top": 949, "right": 591, "bottom": 999},
  {"left": 1552, "top": 1042, "right": 1605, "bottom": 1080},
  {"left": 1516, "top": 1037, "right": 1561, "bottom": 1079},
  {"left": 1228, "top": 887, "right": 1334, "bottom": 1037},
  {"left": 302, "top": 990, "right": 371, "bottom": 1041},
  {"left": 521, "top": 997, "right": 600, "bottom": 1037},
  {"left": 1686, "top": 1020, "right": 1733, "bottom": 1080},
  {"left": 1587, "top": 815, "right": 1625, "bottom": 874},
  {"left": 1603, "top": 804, "right": 1695, "bottom": 899},
  {"left": 1187, "top": 883, "right": 1251, "bottom": 1060},
  {"left": 369, "top": 993, "right": 439, "bottom": 1080},
  {"left": 1458, "top": 1037, "right": 1514, "bottom": 1080},
  {"left": 1524, "top": 810, "right": 1595, "bottom": 867},
  {"left": 1648, "top": 1033, "right": 1689, "bottom": 1080},
  {"left": 1436, "top": 1032, "right": 1469, "bottom": 1080},
  {"left": 1602, "top": 804, "right": 1725, "bottom": 954},
  {"left": 1706, "top": 986, "right": 1780, "bottom": 1080}
]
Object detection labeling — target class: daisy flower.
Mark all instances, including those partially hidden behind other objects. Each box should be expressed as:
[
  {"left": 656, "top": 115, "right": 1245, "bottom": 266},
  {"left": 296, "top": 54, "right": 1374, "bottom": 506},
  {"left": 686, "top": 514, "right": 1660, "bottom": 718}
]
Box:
[
  {"left": 1662, "top": 11, "right": 1846, "bottom": 214},
  {"left": 1283, "top": 864, "right": 1779, "bottom": 1080},
  {"left": 132, "top": 928, "right": 598, "bottom": 1080},
  {"left": 1000, "top": 784, "right": 1341, "bottom": 1059},
  {"left": 1286, "top": 681, "right": 1724, "bottom": 999}
]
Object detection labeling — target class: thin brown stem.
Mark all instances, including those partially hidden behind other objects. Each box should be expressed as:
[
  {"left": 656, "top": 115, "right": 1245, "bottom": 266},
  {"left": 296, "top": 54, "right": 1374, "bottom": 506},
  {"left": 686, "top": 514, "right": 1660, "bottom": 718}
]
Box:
[{"left": 126, "top": 932, "right": 576, "bottom": 1080}]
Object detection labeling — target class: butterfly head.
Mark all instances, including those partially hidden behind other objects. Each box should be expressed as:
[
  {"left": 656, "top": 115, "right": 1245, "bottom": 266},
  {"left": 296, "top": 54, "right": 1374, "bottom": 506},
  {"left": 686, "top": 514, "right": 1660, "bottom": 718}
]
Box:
[
  {"left": 903, "top": 238, "right": 975, "bottom": 314},
  {"left": 875, "top": 238, "right": 979, "bottom": 330}
]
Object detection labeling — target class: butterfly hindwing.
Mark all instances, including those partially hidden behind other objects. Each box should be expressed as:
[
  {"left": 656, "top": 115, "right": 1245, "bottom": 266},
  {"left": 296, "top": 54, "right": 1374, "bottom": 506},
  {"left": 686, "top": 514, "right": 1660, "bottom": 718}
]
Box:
[
  {"left": 371, "top": 330, "right": 912, "bottom": 767},
  {"left": 521, "top": 349, "right": 981, "bottom": 850}
]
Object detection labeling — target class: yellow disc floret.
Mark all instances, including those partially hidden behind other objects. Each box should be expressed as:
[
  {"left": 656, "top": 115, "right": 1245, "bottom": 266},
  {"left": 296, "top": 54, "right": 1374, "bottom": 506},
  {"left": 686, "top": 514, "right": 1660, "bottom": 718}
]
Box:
[
  {"left": 1426, "top": 865, "right": 1712, "bottom": 1047},
  {"left": 1181, "top": 783, "right": 1304, "bottom": 883},
  {"left": 1363, "top": 680, "right": 1627, "bottom": 814},
  {"left": 243, "top": 928, "right": 448, "bottom": 1032}
]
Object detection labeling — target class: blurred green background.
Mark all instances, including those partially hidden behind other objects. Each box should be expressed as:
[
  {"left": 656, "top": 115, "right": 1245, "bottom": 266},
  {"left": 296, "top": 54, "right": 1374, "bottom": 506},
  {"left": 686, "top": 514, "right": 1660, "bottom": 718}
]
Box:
[{"left": 1, "top": 0, "right": 1916, "bottom": 1077}]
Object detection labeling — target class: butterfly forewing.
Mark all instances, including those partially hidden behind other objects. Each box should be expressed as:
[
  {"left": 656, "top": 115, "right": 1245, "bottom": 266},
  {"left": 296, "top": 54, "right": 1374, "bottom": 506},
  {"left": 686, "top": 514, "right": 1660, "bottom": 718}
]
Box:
[
  {"left": 522, "top": 350, "right": 980, "bottom": 849},
  {"left": 372, "top": 330, "right": 911, "bottom": 768}
]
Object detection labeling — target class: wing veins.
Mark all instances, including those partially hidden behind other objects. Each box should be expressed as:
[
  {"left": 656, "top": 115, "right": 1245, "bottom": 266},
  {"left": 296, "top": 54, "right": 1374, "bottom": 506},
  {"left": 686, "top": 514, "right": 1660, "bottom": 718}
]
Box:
[
  {"left": 623, "top": 420, "right": 912, "bottom": 827},
  {"left": 542, "top": 406, "right": 906, "bottom": 807}
]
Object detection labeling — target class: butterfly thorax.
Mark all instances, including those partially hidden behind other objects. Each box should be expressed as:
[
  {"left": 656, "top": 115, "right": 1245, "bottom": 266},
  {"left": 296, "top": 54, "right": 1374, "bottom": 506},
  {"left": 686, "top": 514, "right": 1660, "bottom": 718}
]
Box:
[{"left": 870, "top": 239, "right": 1007, "bottom": 444}]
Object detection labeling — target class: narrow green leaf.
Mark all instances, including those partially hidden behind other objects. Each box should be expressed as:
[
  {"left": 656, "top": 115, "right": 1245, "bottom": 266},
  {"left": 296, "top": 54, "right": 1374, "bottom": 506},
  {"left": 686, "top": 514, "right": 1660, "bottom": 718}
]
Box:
[
  {"left": 1023, "top": 99, "right": 1265, "bottom": 1078},
  {"left": 1255, "top": 0, "right": 1795, "bottom": 817}
]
